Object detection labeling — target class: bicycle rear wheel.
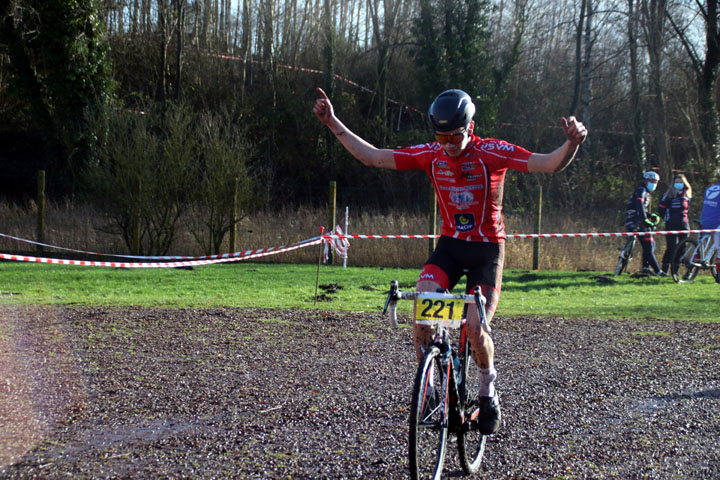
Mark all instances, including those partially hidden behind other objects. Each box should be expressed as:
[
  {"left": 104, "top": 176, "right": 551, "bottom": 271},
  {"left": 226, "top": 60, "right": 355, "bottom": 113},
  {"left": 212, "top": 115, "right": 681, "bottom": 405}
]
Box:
[
  {"left": 457, "top": 339, "right": 487, "bottom": 474},
  {"left": 409, "top": 347, "right": 448, "bottom": 480},
  {"left": 671, "top": 238, "right": 699, "bottom": 283},
  {"left": 614, "top": 238, "right": 634, "bottom": 276}
]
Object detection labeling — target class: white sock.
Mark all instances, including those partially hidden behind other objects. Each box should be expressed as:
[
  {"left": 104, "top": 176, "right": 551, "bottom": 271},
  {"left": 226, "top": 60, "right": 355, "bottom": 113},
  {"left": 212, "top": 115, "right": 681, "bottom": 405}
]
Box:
[{"left": 478, "top": 367, "right": 497, "bottom": 397}]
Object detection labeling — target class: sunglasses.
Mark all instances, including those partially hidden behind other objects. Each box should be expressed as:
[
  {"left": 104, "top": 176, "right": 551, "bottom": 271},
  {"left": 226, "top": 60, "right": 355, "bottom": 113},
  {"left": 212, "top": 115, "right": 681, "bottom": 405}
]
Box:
[{"left": 434, "top": 128, "right": 467, "bottom": 145}]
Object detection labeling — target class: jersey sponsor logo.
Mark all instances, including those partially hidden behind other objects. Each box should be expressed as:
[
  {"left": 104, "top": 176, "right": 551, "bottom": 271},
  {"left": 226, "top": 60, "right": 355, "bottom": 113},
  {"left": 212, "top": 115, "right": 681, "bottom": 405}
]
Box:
[
  {"left": 461, "top": 173, "right": 483, "bottom": 182},
  {"left": 482, "top": 142, "right": 515, "bottom": 152},
  {"left": 450, "top": 190, "right": 475, "bottom": 204},
  {"left": 419, "top": 273, "right": 435, "bottom": 280},
  {"left": 437, "top": 161, "right": 448, "bottom": 168},
  {"left": 454, "top": 213, "right": 476, "bottom": 232},
  {"left": 706, "top": 185, "right": 720, "bottom": 200},
  {"left": 461, "top": 163, "right": 475, "bottom": 171},
  {"left": 436, "top": 169, "right": 453, "bottom": 176}
]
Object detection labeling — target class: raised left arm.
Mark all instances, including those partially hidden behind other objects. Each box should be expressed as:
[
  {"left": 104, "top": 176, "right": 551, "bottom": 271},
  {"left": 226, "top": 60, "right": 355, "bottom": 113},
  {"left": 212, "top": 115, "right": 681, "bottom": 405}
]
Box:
[{"left": 528, "top": 116, "right": 588, "bottom": 173}]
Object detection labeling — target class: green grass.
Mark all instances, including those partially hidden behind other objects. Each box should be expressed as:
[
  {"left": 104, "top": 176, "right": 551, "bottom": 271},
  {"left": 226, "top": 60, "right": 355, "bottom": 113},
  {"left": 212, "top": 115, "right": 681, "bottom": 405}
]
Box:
[{"left": 0, "top": 262, "right": 716, "bottom": 322}]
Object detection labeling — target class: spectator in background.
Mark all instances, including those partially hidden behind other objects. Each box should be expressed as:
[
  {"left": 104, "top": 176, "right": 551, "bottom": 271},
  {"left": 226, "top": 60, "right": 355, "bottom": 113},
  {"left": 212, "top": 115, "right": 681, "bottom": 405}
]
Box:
[
  {"left": 699, "top": 168, "right": 720, "bottom": 283},
  {"left": 625, "top": 171, "right": 665, "bottom": 276},
  {"left": 657, "top": 173, "right": 692, "bottom": 275}
]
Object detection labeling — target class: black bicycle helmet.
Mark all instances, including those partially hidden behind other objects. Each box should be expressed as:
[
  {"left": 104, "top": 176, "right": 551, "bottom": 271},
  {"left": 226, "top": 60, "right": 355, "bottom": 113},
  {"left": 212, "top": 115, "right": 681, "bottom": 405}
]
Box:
[{"left": 428, "top": 89, "right": 476, "bottom": 132}]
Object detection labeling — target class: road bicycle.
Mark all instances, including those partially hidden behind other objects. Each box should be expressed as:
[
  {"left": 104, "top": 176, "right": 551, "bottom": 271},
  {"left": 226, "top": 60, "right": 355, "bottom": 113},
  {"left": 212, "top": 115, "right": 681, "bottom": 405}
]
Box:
[
  {"left": 384, "top": 281, "right": 490, "bottom": 480},
  {"left": 670, "top": 220, "right": 718, "bottom": 283},
  {"left": 614, "top": 215, "right": 659, "bottom": 276}
]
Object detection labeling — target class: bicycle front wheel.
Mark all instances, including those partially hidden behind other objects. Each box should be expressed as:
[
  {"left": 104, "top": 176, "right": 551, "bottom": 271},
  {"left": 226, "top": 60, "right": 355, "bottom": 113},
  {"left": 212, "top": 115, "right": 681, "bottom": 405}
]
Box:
[
  {"left": 671, "top": 238, "right": 699, "bottom": 283},
  {"left": 409, "top": 347, "right": 448, "bottom": 480},
  {"left": 457, "top": 340, "right": 487, "bottom": 474},
  {"left": 614, "top": 238, "right": 634, "bottom": 276}
]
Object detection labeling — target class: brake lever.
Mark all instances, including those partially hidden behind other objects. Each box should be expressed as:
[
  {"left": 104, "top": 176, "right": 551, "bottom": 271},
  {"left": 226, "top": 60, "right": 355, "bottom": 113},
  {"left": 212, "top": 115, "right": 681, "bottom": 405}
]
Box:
[
  {"left": 473, "top": 286, "right": 491, "bottom": 334},
  {"left": 383, "top": 280, "right": 399, "bottom": 327}
]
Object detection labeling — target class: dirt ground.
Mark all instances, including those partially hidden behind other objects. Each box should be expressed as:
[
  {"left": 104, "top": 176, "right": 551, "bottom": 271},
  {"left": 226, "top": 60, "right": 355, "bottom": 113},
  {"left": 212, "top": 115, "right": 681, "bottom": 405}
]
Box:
[{"left": 1, "top": 304, "right": 719, "bottom": 479}]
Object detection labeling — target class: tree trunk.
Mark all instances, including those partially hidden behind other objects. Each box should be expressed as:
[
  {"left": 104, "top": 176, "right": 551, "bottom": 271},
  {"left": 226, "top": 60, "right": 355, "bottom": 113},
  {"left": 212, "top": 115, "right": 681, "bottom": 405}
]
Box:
[
  {"left": 569, "top": 0, "right": 586, "bottom": 115},
  {"left": 698, "top": 0, "right": 720, "bottom": 173},
  {"left": 132, "top": 0, "right": 139, "bottom": 35},
  {"left": 628, "top": 0, "right": 647, "bottom": 174},
  {"left": 580, "top": 0, "right": 593, "bottom": 131},
  {"left": 643, "top": 0, "right": 670, "bottom": 179},
  {"left": 158, "top": 0, "right": 168, "bottom": 107},
  {"left": 324, "top": 0, "right": 336, "bottom": 177},
  {"left": 174, "top": 0, "right": 184, "bottom": 101}
]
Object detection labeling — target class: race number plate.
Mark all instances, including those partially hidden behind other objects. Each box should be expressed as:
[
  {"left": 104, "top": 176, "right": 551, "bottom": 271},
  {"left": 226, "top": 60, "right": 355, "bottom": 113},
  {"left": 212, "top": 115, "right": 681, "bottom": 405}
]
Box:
[{"left": 415, "top": 298, "right": 464, "bottom": 327}]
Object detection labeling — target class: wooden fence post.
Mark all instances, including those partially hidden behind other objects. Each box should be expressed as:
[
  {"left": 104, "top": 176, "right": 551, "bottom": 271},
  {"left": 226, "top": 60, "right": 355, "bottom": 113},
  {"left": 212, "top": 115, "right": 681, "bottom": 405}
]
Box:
[
  {"left": 132, "top": 179, "right": 142, "bottom": 255},
  {"left": 229, "top": 176, "right": 239, "bottom": 253},
  {"left": 36, "top": 170, "right": 46, "bottom": 255},
  {"left": 328, "top": 180, "right": 337, "bottom": 264},
  {"left": 533, "top": 184, "right": 542, "bottom": 270}
]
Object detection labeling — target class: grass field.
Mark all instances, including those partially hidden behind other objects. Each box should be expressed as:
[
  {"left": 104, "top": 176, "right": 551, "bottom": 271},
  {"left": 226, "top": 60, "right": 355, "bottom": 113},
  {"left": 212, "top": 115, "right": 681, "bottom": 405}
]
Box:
[{"left": 0, "top": 262, "right": 716, "bottom": 322}]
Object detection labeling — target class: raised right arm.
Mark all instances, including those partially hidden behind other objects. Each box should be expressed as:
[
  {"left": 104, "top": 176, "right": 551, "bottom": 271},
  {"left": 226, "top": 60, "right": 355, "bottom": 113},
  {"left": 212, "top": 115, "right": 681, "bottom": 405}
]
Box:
[{"left": 314, "top": 88, "right": 397, "bottom": 170}]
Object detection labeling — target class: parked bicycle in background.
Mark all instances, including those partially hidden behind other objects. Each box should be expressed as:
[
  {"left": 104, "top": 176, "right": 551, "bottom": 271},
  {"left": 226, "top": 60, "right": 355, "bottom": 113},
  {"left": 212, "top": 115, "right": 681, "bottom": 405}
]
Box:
[
  {"left": 671, "top": 220, "right": 718, "bottom": 283},
  {"left": 615, "top": 213, "right": 661, "bottom": 276}
]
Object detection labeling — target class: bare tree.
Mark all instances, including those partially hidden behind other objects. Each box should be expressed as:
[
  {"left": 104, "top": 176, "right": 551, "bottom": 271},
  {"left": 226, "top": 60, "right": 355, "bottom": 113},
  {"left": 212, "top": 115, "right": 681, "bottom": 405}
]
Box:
[
  {"left": 628, "top": 0, "right": 648, "bottom": 173},
  {"left": 642, "top": 0, "right": 672, "bottom": 179},
  {"left": 173, "top": 0, "right": 186, "bottom": 101},
  {"left": 580, "top": 0, "right": 594, "bottom": 130},
  {"left": 667, "top": 0, "right": 720, "bottom": 179},
  {"left": 367, "top": 0, "right": 414, "bottom": 138},
  {"left": 569, "top": 0, "right": 587, "bottom": 116}
]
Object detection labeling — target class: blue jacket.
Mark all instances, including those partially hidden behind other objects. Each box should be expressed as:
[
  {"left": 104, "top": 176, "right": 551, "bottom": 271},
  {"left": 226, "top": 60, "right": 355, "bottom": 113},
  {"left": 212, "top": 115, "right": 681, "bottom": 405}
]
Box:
[{"left": 700, "top": 183, "right": 720, "bottom": 229}]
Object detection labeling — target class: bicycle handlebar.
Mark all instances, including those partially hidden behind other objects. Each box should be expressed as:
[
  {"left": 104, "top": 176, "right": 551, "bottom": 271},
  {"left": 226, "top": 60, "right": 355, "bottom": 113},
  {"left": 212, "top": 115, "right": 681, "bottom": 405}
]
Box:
[{"left": 383, "top": 281, "right": 491, "bottom": 333}]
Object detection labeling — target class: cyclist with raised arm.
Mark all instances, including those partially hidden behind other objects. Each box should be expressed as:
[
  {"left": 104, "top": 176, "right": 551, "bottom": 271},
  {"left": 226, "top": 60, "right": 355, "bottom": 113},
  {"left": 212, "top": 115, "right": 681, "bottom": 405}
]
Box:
[
  {"left": 699, "top": 168, "right": 720, "bottom": 283},
  {"left": 624, "top": 171, "right": 665, "bottom": 276},
  {"left": 313, "top": 88, "right": 587, "bottom": 434}
]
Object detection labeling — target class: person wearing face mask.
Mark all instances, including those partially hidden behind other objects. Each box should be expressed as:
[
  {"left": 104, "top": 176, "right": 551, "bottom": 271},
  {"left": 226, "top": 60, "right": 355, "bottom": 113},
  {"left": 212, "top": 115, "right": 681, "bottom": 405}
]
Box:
[
  {"left": 657, "top": 173, "right": 692, "bottom": 275},
  {"left": 624, "top": 171, "right": 664, "bottom": 276}
]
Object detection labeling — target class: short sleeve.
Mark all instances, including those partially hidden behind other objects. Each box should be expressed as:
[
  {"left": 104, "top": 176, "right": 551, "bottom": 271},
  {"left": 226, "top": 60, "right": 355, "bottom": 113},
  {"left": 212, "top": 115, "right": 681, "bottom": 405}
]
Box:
[{"left": 393, "top": 144, "right": 436, "bottom": 171}]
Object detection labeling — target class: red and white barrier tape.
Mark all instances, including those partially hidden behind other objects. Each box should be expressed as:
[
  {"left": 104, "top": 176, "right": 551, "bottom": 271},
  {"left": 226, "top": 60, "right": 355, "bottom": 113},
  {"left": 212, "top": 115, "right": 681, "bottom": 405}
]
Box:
[
  {"left": 321, "top": 229, "right": 720, "bottom": 241},
  {"left": 199, "top": 49, "right": 424, "bottom": 115},
  {"left": 3, "top": 228, "right": 719, "bottom": 269},
  {"left": 0, "top": 232, "right": 321, "bottom": 261},
  {"left": 0, "top": 239, "right": 321, "bottom": 268},
  {"left": 323, "top": 225, "right": 350, "bottom": 262}
]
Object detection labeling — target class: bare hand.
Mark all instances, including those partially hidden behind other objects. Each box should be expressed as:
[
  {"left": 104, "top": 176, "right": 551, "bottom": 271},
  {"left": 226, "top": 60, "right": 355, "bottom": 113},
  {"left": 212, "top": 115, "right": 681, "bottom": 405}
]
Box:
[
  {"left": 561, "top": 116, "right": 588, "bottom": 147},
  {"left": 314, "top": 88, "right": 335, "bottom": 125}
]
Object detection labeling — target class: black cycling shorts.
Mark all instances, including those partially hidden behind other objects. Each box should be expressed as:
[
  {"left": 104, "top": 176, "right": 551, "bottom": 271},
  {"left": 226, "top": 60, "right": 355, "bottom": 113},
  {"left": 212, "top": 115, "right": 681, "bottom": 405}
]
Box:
[{"left": 419, "top": 235, "right": 504, "bottom": 293}]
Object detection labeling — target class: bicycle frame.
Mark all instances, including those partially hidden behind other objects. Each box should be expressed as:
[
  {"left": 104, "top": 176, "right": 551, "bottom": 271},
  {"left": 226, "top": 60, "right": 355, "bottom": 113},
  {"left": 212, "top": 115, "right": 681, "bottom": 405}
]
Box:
[
  {"left": 671, "top": 226, "right": 718, "bottom": 283},
  {"left": 696, "top": 233, "right": 717, "bottom": 265},
  {"left": 614, "top": 236, "right": 637, "bottom": 276}
]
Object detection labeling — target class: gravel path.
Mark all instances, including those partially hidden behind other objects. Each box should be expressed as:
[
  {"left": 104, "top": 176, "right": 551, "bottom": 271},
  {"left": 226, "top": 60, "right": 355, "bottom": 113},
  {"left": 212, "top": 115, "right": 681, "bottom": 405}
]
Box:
[{"left": 0, "top": 305, "right": 718, "bottom": 479}]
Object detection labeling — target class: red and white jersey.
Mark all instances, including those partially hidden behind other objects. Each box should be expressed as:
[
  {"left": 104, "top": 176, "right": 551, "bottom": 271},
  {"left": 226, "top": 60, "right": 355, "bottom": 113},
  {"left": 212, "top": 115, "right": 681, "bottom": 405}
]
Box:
[{"left": 394, "top": 136, "right": 532, "bottom": 242}]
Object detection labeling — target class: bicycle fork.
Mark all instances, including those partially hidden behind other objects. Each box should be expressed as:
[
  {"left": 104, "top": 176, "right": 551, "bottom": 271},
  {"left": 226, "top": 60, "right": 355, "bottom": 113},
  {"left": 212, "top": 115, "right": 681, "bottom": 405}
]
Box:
[{"left": 436, "top": 341, "right": 464, "bottom": 434}]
